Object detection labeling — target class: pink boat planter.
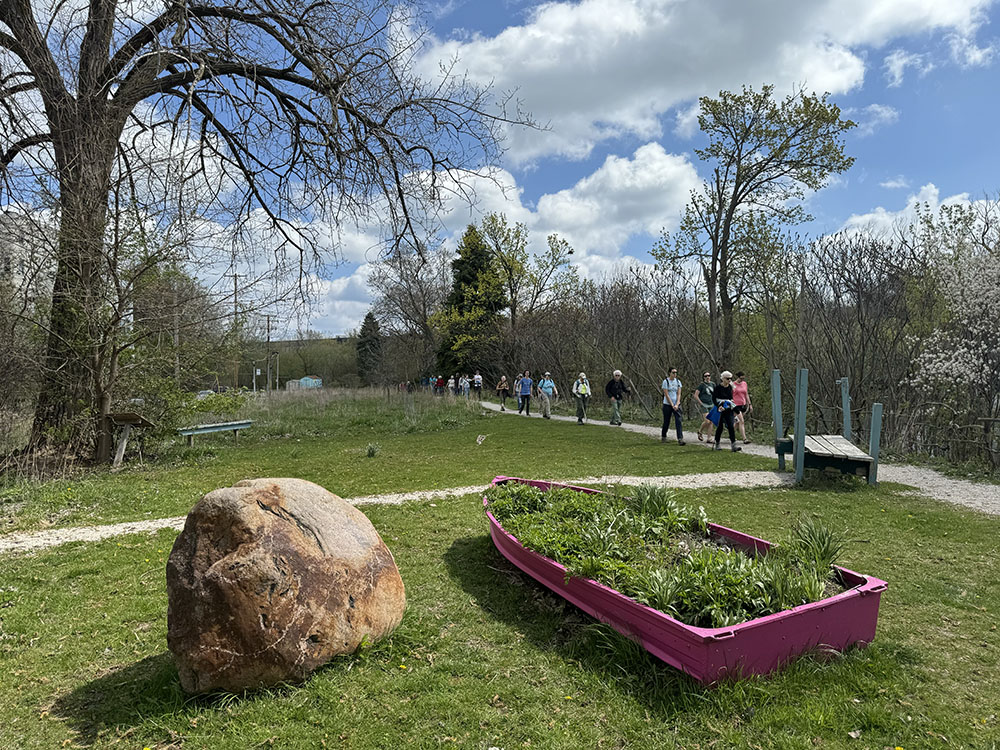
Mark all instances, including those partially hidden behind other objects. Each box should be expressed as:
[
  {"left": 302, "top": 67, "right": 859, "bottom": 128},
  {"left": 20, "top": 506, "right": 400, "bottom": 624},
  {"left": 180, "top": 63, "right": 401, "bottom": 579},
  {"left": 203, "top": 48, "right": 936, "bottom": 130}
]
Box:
[{"left": 485, "top": 476, "right": 887, "bottom": 684}]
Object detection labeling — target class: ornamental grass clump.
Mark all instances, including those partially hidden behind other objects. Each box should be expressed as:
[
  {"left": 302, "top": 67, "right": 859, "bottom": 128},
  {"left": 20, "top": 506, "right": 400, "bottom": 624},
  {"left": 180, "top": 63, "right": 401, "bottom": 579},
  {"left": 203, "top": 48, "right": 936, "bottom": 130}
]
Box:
[{"left": 485, "top": 482, "right": 849, "bottom": 629}]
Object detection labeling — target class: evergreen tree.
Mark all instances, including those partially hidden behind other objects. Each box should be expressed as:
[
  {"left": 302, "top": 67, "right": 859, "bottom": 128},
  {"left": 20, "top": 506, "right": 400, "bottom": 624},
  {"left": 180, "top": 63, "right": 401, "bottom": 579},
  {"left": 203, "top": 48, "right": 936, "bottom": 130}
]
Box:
[
  {"left": 357, "top": 311, "right": 383, "bottom": 385},
  {"left": 436, "top": 225, "right": 506, "bottom": 373}
]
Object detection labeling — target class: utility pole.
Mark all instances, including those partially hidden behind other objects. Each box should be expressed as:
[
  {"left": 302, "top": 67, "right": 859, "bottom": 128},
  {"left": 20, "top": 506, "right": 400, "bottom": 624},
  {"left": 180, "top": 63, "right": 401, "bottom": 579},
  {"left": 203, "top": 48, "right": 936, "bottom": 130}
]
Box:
[
  {"left": 226, "top": 272, "right": 240, "bottom": 389},
  {"left": 266, "top": 314, "right": 272, "bottom": 394}
]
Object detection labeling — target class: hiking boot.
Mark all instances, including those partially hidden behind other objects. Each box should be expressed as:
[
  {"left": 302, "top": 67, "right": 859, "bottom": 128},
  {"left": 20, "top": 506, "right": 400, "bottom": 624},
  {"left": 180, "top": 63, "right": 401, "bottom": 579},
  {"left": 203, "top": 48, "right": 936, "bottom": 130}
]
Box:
[
  {"left": 731, "top": 443, "right": 742, "bottom": 452},
  {"left": 543, "top": 415, "right": 550, "bottom": 419},
  {"left": 713, "top": 442, "right": 721, "bottom": 451},
  {"left": 678, "top": 440, "right": 686, "bottom": 446},
  {"left": 577, "top": 419, "right": 584, "bottom": 424},
  {"left": 660, "top": 436, "right": 667, "bottom": 442}
]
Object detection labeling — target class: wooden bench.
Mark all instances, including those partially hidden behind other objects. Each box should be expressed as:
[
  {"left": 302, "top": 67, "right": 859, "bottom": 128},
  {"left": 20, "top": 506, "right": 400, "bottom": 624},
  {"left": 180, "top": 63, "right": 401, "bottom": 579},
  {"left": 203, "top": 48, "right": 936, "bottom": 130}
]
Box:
[
  {"left": 771, "top": 369, "right": 883, "bottom": 485},
  {"left": 775, "top": 434, "right": 875, "bottom": 479},
  {"left": 177, "top": 420, "right": 253, "bottom": 447},
  {"left": 109, "top": 412, "right": 156, "bottom": 469}
]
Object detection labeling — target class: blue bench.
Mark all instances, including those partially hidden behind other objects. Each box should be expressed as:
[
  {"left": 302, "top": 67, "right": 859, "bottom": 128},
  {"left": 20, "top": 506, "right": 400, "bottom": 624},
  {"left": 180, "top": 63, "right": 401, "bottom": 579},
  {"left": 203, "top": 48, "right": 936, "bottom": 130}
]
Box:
[{"left": 177, "top": 420, "right": 253, "bottom": 447}]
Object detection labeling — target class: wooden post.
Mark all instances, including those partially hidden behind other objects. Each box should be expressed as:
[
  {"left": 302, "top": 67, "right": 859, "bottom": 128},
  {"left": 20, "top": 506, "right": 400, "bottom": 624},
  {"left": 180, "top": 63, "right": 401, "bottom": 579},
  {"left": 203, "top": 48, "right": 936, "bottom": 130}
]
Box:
[
  {"left": 771, "top": 369, "right": 784, "bottom": 471},
  {"left": 112, "top": 424, "right": 132, "bottom": 470},
  {"left": 868, "top": 403, "right": 883, "bottom": 486},
  {"left": 838, "top": 377, "right": 851, "bottom": 440},
  {"left": 793, "top": 368, "right": 808, "bottom": 483}
]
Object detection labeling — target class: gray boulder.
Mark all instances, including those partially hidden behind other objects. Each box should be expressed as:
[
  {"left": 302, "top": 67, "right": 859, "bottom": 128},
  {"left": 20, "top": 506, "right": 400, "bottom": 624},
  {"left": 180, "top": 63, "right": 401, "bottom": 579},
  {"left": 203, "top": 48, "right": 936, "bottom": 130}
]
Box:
[{"left": 166, "top": 478, "right": 405, "bottom": 693}]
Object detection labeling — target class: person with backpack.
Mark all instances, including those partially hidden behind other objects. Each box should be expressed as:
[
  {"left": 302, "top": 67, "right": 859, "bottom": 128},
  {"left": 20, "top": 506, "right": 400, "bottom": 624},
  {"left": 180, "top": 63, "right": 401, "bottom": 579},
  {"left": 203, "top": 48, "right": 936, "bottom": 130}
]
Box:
[
  {"left": 605, "top": 369, "right": 630, "bottom": 425},
  {"left": 661, "top": 366, "right": 686, "bottom": 445},
  {"left": 712, "top": 370, "right": 742, "bottom": 452},
  {"left": 572, "top": 372, "right": 591, "bottom": 424},
  {"left": 537, "top": 372, "right": 558, "bottom": 419}
]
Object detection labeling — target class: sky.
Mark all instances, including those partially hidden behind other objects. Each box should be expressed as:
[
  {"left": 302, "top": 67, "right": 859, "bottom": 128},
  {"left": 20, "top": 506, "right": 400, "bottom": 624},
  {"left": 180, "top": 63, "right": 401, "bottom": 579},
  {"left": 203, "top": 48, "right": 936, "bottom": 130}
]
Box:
[{"left": 305, "top": 0, "right": 1000, "bottom": 335}]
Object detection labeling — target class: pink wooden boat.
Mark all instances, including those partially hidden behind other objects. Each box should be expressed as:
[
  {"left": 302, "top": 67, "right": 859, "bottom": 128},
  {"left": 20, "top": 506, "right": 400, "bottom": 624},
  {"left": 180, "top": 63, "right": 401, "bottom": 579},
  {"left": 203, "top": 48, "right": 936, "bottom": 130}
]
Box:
[{"left": 485, "top": 476, "right": 887, "bottom": 683}]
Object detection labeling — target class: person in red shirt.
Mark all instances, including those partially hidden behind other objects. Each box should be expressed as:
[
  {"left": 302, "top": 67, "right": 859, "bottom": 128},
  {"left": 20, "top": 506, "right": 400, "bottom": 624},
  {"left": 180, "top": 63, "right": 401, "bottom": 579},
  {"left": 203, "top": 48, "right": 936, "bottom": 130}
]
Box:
[{"left": 732, "top": 371, "right": 753, "bottom": 443}]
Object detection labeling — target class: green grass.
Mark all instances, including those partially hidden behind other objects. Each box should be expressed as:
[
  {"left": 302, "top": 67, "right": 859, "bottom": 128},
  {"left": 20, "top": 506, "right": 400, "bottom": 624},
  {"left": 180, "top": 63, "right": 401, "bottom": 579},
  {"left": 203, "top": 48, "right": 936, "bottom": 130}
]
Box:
[
  {"left": 1, "top": 480, "right": 998, "bottom": 749},
  {"left": 0, "top": 392, "right": 767, "bottom": 534},
  {"left": 1, "top": 391, "right": 998, "bottom": 748}
]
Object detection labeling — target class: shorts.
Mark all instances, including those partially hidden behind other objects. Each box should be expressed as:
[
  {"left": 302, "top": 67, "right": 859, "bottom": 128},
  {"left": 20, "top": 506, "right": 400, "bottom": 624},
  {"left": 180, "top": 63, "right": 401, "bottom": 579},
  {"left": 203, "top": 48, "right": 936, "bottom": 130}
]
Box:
[
  {"left": 733, "top": 404, "right": 748, "bottom": 414},
  {"left": 698, "top": 402, "right": 713, "bottom": 415}
]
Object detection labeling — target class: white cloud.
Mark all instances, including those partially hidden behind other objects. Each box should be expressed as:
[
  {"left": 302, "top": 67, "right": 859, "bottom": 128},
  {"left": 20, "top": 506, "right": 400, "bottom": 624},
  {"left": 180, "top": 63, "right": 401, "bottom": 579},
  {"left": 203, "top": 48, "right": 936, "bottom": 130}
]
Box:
[
  {"left": 883, "top": 49, "right": 935, "bottom": 86},
  {"left": 840, "top": 182, "right": 971, "bottom": 234},
  {"left": 419, "top": 0, "right": 993, "bottom": 163},
  {"left": 533, "top": 142, "right": 699, "bottom": 256},
  {"left": 673, "top": 102, "right": 701, "bottom": 139},
  {"left": 306, "top": 142, "right": 699, "bottom": 331},
  {"left": 880, "top": 176, "right": 911, "bottom": 189},
  {"left": 849, "top": 103, "right": 900, "bottom": 136},
  {"left": 948, "top": 33, "right": 996, "bottom": 67}
]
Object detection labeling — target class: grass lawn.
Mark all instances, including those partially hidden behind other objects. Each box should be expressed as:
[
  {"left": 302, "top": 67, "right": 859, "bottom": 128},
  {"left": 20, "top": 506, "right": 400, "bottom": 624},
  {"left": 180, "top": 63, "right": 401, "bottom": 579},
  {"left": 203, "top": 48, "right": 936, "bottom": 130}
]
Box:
[
  {"left": 1, "top": 392, "right": 998, "bottom": 748},
  {"left": 1, "top": 393, "right": 766, "bottom": 534}
]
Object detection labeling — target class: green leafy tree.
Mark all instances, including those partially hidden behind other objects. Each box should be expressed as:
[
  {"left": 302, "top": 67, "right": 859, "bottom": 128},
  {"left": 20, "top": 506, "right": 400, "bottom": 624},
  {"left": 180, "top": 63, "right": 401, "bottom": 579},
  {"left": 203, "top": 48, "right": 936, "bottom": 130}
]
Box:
[
  {"left": 655, "top": 85, "right": 856, "bottom": 367},
  {"left": 357, "top": 311, "right": 383, "bottom": 385},
  {"left": 436, "top": 225, "right": 506, "bottom": 374}
]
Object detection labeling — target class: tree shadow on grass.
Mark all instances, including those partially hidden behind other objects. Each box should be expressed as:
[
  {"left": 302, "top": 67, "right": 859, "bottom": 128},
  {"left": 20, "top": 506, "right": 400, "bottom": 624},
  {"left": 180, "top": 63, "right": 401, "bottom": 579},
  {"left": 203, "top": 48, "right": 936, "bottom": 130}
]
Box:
[{"left": 443, "top": 534, "right": 922, "bottom": 720}]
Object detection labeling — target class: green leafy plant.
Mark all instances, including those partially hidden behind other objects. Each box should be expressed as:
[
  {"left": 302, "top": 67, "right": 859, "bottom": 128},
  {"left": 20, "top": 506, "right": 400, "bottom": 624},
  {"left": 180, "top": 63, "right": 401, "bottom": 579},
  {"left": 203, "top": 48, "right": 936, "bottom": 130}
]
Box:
[{"left": 484, "top": 482, "right": 849, "bottom": 629}]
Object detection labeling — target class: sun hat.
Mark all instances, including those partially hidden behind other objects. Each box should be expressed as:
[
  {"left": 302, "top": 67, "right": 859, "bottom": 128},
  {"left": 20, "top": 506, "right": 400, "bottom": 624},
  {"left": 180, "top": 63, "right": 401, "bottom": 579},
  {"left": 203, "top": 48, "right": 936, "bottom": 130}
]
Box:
[
  {"left": 544, "top": 371, "right": 551, "bottom": 376},
  {"left": 720, "top": 370, "right": 733, "bottom": 379},
  {"left": 579, "top": 372, "right": 586, "bottom": 378}
]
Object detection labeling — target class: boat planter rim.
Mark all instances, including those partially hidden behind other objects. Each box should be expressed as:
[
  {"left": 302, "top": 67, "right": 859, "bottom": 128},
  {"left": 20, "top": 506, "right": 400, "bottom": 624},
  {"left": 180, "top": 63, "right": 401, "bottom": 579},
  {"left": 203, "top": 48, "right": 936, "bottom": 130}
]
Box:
[{"left": 484, "top": 475, "right": 888, "bottom": 640}]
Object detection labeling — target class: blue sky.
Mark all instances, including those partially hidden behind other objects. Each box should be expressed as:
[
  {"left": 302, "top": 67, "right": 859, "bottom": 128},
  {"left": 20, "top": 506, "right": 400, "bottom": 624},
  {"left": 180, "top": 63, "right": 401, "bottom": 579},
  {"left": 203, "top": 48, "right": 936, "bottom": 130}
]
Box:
[{"left": 307, "top": 0, "right": 1000, "bottom": 335}]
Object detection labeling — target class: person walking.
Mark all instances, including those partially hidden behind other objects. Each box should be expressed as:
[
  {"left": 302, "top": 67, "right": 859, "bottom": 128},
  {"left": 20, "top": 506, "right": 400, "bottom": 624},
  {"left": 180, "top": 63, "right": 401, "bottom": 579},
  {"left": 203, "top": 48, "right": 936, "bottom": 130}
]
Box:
[
  {"left": 537, "top": 372, "right": 558, "bottom": 419},
  {"left": 712, "top": 370, "right": 742, "bottom": 452},
  {"left": 693, "top": 371, "right": 715, "bottom": 441},
  {"left": 661, "top": 367, "right": 686, "bottom": 445},
  {"left": 732, "top": 371, "right": 753, "bottom": 443},
  {"left": 459, "top": 373, "right": 470, "bottom": 398},
  {"left": 519, "top": 369, "right": 534, "bottom": 416},
  {"left": 495, "top": 375, "right": 510, "bottom": 411},
  {"left": 605, "top": 369, "right": 630, "bottom": 425},
  {"left": 472, "top": 371, "right": 483, "bottom": 399},
  {"left": 572, "top": 372, "right": 591, "bottom": 424},
  {"left": 514, "top": 372, "right": 524, "bottom": 413}
]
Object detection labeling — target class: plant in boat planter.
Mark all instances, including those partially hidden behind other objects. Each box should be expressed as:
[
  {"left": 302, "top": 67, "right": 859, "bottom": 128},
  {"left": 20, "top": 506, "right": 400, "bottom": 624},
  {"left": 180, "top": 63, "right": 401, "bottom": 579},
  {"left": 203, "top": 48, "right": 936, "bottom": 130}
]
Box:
[{"left": 484, "top": 483, "right": 849, "bottom": 629}]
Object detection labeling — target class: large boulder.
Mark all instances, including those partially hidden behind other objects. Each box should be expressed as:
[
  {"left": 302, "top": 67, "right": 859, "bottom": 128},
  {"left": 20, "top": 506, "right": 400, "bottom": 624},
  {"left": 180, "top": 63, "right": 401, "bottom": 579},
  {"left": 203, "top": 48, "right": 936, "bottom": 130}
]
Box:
[{"left": 166, "top": 478, "right": 405, "bottom": 693}]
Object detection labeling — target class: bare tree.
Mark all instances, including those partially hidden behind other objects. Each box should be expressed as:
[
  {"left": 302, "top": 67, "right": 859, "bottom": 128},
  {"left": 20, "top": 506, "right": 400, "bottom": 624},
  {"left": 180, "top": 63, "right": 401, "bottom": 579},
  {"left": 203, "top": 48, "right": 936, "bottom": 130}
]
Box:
[{"left": 1, "top": 0, "right": 525, "bottom": 458}]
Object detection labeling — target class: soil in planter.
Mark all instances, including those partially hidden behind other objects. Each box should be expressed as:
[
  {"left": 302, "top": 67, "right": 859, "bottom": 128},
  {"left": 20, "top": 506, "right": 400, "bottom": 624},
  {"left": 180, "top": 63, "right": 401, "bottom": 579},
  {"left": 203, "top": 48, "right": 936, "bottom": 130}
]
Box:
[{"left": 485, "top": 482, "right": 849, "bottom": 629}]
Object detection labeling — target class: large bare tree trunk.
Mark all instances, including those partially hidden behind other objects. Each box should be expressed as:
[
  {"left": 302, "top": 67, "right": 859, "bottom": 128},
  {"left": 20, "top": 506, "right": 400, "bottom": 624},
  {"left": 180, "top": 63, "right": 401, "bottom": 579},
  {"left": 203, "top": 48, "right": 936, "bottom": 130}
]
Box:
[{"left": 30, "top": 115, "right": 116, "bottom": 458}]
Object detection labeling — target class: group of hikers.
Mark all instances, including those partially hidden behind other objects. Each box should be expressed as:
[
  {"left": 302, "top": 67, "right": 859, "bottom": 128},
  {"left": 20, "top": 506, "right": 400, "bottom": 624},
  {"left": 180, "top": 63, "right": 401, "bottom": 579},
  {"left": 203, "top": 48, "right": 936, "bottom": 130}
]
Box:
[
  {"left": 413, "top": 366, "right": 754, "bottom": 452},
  {"left": 492, "top": 368, "right": 754, "bottom": 452}
]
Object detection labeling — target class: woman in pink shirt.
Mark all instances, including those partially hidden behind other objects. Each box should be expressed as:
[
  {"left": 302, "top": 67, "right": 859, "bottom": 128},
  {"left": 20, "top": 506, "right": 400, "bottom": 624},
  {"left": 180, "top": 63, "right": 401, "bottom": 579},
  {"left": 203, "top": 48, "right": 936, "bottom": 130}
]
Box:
[{"left": 732, "top": 371, "right": 753, "bottom": 443}]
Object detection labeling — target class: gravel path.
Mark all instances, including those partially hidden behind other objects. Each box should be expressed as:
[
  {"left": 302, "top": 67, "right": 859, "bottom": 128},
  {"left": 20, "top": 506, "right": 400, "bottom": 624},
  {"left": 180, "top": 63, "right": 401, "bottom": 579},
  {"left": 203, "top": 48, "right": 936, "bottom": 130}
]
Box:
[
  {"left": 478, "top": 401, "right": 1000, "bottom": 514},
  {"left": 2, "top": 403, "right": 996, "bottom": 556},
  {"left": 0, "top": 472, "right": 791, "bottom": 556}
]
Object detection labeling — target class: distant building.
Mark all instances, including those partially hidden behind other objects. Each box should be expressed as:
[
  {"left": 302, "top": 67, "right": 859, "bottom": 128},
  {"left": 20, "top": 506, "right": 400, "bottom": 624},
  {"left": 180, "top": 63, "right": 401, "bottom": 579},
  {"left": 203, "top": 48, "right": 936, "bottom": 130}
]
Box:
[{"left": 286, "top": 375, "right": 323, "bottom": 390}]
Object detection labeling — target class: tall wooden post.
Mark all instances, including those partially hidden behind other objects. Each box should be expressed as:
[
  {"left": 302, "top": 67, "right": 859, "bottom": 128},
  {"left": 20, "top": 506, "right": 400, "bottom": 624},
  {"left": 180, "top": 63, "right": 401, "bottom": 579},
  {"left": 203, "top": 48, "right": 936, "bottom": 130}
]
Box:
[
  {"left": 793, "top": 368, "right": 808, "bottom": 483},
  {"left": 838, "top": 377, "right": 851, "bottom": 440},
  {"left": 771, "top": 369, "right": 784, "bottom": 471},
  {"left": 868, "top": 403, "right": 883, "bottom": 486}
]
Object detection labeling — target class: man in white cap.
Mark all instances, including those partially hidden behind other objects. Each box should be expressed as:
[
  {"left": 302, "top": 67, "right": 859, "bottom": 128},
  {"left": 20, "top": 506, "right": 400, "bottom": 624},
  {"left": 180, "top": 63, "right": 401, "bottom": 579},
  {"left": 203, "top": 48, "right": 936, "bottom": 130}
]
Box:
[
  {"left": 537, "top": 371, "right": 558, "bottom": 419},
  {"left": 605, "top": 369, "right": 630, "bottom": 425},
  {"left": 572, "top": 372, "right": 591, "bottom": 424}
]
